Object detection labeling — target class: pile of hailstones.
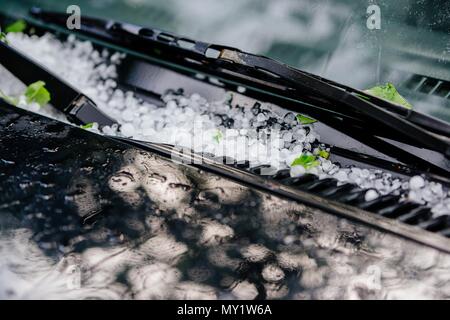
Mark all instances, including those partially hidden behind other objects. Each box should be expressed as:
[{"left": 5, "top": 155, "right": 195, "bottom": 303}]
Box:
[{"left": 3, "top": 31, "right": 450, "bottom": 217}]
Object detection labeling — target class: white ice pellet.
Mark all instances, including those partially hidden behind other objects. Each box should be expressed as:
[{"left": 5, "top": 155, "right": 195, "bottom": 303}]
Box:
[
  {"left": 283, "top": 132, "right": 293, "bottom": 142},
  {"left": 409, "top": 176, "right": 425, "bottom": 190},
  {"left": 364, "top": 189, "right": 379, "bottom": 202},
  {"left": 408, "top": 190, "right": 424, "bottom": 204},
  {"left": 121, "top": 109, "right": 135, "bottom": 122},
  {"left": 430, "top": 182, "right": 444, "bottom": 197},
  {"left": 283, "top": 113, "right": 296, "bottom": 124},
  {"left": 290, "top": 165, "right": 306, "bottom": 177},
  {"left": 320, "top": 160, "right": 333, "bottom": 172},
  {"left": 360, "top": 169, "right": 370, "bottom": 178},
  {"left": 292, "top": 145, "right": 303, "bottom": 154},
  {"left": 120, "top": 123, "right": 135, "bottom": 137},
  {"left": 431, "top": 200, "right": 450, "bottom": 217},
  {"left": 256, "top": 113, "right": 266, "bottom": 122},
  {"left": 334, "top": 171, "right": 348, "bottom": 182}
]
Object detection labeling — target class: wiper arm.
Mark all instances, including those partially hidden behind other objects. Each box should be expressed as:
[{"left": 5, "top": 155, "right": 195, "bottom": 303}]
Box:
[
  {"left": 0, "top": 41, "right": 117, "bottom": 127},
  {"left": 29, "top": 7, "right": 450, "bottom": 159}
]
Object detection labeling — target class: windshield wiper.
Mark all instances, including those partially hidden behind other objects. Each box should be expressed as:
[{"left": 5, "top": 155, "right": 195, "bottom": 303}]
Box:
[
  {"left": 0, "top": 41, "right": 116, "bottom": 127},
  {"left": 1, "top": 9, "right": 449, "bottom": 176},
  {"left": 29, "top": 7, "right": 450, "bottom": 160}
]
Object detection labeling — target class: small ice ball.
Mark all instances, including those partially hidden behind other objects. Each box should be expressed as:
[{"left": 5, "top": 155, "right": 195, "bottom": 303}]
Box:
[
  {"left": 351, "top": 167, "right": 362, "bottom": 176},
  {"left": 365, "top": 189, "right": 379, "bottom": 202},
  {"left": 180, "top": 97, "right": 189, "bottom": 106},
  {"left": 293, "top": 128, "right": 306, "bottom": 139},
  {"left": 408, "top": 190, "right": 424, "bottom": 204},
  {"left": 138, "top": 106, "right": 148, "bottom": 114},
  {"left": 292, "top": 145, "right": 303, "bottom": 154},
  {"left": 121, "top": 109, "right": 134, "bottom": 122},
  {"left": 101, "top": 125, "right": 111, "bottom": 134},
  {"left": 421, "top": 188, "right": 435, "bottom": 203},
  {"left": 391, "top": 179, "right": 401, "bottom": 191},
  {"left": 190, "top": 93, "right": 201, "bottom": 101},
  {"left": 334, "top": 170, "right": 348, "bottom": 182},
  {"left": 360, "top": 169, "right": 370, "bottom": 178},
  {"left": 429, "top": 182, "right": 444, "bottom": 196},
  {"left": 282, "top": 132, "right": 293, "bottom": 142},
  {"left": 28, "top": 102, "right": 41, "bottom": 112},
  {"left": 321, "top": 160, "right": 333, "bottom": 172},
  {"left": 409, "top": 176, "right": 425, "bottom": 190},
  {"left": 276, "top": 147, "right": 287, "bottom": 157},
  {"left": 257, "top": 113, "right": 267, "bottom": 122},
  {"left": 305, "top": 133, "right": 317, "bottom": 143},
  {"left": 120, "top": 123, "right": 135, "bottom": 137},
  {"left": 290, "top": 165, "right": 306, "bottom": 177},
  {"left": 431, "top": 202, "right": 448, "bottom": 217},
  {"left": 166, "top": 100, "right": 177, "bottom": 109},
  {"left": 374, "top": 179, "right": 385, "bottom": 191},
  {"left": 283, "top": 112, "right": 296, "bottom": 124}
]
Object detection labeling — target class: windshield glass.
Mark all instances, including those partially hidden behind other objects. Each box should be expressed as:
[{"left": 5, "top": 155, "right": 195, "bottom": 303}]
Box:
[{"left": 1, "top": 0, "right": 450, "bottom": 122}]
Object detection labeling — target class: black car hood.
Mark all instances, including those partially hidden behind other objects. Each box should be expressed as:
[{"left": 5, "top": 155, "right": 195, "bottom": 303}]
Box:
[{"left": 0, "top": 104, "right": 449, "bottom": 300}]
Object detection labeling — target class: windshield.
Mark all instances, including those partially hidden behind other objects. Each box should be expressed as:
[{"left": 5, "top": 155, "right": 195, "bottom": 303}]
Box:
[{"left": 1, "top": 0, "right": 450, "bottom": 122}]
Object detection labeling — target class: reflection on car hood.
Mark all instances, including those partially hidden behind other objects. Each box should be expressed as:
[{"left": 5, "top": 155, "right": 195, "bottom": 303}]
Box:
[{"left": 0, "top": 105, "right": 449, "bottom": 300}]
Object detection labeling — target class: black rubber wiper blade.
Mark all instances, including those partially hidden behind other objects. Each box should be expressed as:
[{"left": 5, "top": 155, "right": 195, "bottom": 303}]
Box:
[
  {"left": 0, "top": 41, "right": 117, "bottom": 127},
  {"left": 292, "top": 68, "right": 450, "bottom": 138},
  {"left": 29, "top": 8, "right": 450, "bottom": 159}
]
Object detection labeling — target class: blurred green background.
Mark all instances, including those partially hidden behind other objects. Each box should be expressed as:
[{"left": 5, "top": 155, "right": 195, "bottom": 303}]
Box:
[{"left": 1, "top": 0, "right": 450, "bottom": 120}]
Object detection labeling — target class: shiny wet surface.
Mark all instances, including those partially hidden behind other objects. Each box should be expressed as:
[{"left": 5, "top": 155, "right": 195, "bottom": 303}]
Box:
[{"left": 0, "top": 104, "right": 449, "bottom": 299}]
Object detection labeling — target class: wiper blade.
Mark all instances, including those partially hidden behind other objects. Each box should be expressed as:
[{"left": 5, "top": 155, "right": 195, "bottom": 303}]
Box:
[
  {"left": 0, "top": 41, "right": 117, "bottom": 127},
  {"left": 29, "top": 7, "right": 450, "bottom": 159},
  {"left": 2, "top": 9, "right": 448, "bottom": 175},
  {"left": 297, "top": 69, "right": 450, "bottom": 138}
]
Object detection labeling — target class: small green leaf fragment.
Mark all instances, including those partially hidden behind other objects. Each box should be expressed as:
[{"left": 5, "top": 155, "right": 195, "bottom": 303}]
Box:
[
  {"left": 355, "top": 93, "right": 370, "bottom": 101},
  {"left": 25, "top": 81, "right": 51, "bottom": 107},
  {"left": 296, "top": 114, "right": 317, "bottom": 124},
  {"left": 318, "top": 149, "right": 330, "bottom": 159},
  {"left": 365, "top": 82, "right": 413, "bottom": 109},
  {"left": 80, "top": 123, "right": 94, "bottom": 129},
  {"left": 213, "top": 130, "right": 223, "bottom": 143},
  {"left": 5, "top": 19, "right": 27, "bottom": 33},
  {"left": 0, "top": 32, "right": 7, "bottom": 43},
  {"left": 0, "top": 89, "right": 18, "bottom": 106},
  {"left": 291, "top": 153, "right": 320, "bottom": 169}
]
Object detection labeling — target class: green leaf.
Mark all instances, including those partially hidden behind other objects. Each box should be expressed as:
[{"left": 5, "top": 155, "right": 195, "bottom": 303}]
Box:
[
  {"left": 0, "top": 89, "right": 19, "bottom": 106},
  {"left": 291, "top": 153, "right": 320, "bottom": 169},
  {"left": 364, "top": 83, "right": 412, "bottom": 109},
  {"left": 355, "top": 93, "right": 370, "bottom": 101},
  {"left": 5, "top": 19, "right": 27, "bottom": 33},
  {"left": 318, "top": 149, "right": 330, "bottom": 159},
  {"left": 213, "top": 130, "right": 223, "bottom": 143},
  {"left": 0, "top": 32, "right": 7, "bottom": 43},
  {"left": 296, "top": 114, "right": 317, "bottom": 124},
  {"left": 80, "top": 123, "right": 94, "bottom": 129},
  {"left": 25, "top": 81, "right": 51, "bottom": 107}
]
